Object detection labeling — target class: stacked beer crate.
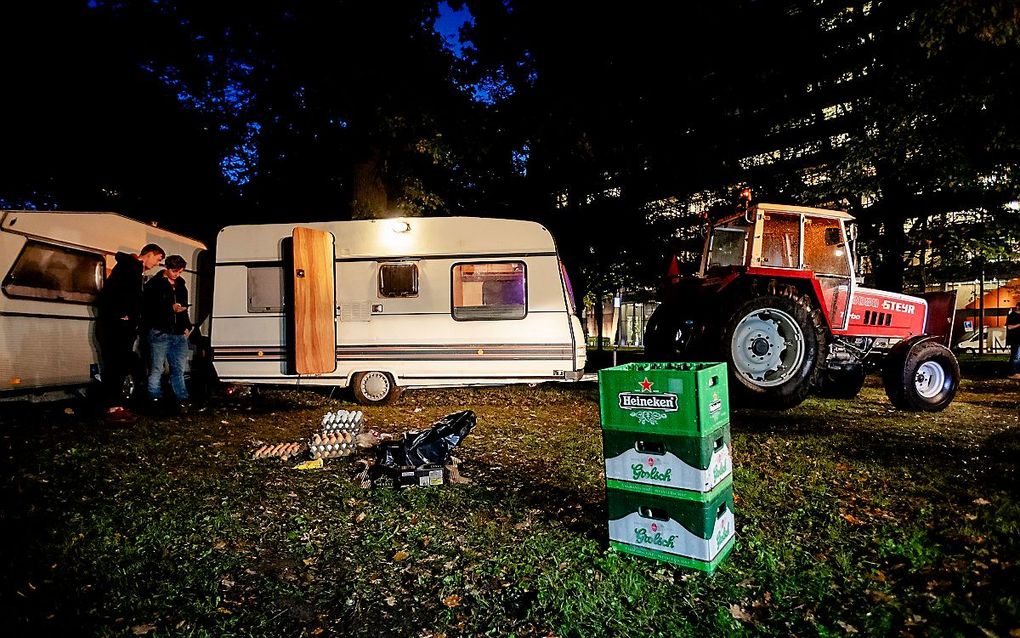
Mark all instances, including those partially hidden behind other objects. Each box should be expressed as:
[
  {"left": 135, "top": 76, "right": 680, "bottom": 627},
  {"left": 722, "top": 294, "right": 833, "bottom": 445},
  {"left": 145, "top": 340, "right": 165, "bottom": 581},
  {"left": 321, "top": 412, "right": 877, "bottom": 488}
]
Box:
[{"left": 598, "top": 362, "right": 735, "bottom": 573}]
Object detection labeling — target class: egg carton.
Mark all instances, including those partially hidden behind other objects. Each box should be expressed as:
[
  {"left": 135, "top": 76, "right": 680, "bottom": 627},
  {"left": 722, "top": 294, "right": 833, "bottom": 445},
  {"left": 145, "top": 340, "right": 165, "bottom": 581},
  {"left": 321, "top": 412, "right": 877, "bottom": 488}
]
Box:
[
  {"left": 253, "top": 441, "right": 308, "bottom": 460},
  {"left": 319, "top": 409, "right": 364, "bottom": 435},
  {"left": 309, "top": 431, "right": 357, "bottom": 459}
]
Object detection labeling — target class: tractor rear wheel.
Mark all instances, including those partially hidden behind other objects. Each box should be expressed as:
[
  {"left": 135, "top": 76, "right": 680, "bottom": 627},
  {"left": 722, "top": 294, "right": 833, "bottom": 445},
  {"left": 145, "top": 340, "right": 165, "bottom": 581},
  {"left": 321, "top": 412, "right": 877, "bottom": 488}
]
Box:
[
  {"left": 882, "top": 340, "right": 959, "bottom": 411},
  {"left": 721, "top": 290, "right": 827, "bottom": 410}
]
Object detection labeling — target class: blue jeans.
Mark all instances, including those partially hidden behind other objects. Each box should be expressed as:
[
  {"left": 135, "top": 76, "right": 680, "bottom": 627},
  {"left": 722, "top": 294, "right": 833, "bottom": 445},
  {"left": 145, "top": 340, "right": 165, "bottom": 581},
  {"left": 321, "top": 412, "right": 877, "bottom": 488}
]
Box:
[
  {"left": 1010, "top": 344, "right": 1020, "bottom": 375},
  {"left": 148, "top": 330, "right": 190, "bottom": 400}
]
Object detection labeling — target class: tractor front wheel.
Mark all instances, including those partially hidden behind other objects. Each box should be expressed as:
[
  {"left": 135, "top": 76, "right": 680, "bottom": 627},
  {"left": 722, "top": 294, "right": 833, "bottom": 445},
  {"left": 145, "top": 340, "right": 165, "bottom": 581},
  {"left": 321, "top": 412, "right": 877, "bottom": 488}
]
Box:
[
  {"left": 883, "top": 340, "right": 960, "bottom": 411},
  {"left": 721, "top": 291, "right": 827, "bottom": 410}
]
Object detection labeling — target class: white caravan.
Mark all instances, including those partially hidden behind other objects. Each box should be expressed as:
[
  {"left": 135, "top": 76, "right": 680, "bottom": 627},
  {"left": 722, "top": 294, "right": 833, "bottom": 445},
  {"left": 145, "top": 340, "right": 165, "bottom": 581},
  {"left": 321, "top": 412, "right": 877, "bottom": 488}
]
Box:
[
  {"left": 211, "top": 217, "right": 586, "bottom": 403},
  {"left": 0, "top": 210, "right": 207, "bottom": 400}
]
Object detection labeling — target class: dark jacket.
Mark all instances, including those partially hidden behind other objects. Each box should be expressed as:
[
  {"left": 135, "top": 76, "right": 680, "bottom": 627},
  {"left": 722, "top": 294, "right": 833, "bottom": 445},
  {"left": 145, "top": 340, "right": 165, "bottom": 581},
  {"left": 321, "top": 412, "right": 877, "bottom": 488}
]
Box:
[
  {"left": 97, "top": 252, "right": 144, "bottom": 323},
  {"left": 142, "top": 272, "right": 192, "bottom": 335},
  {"left": 1007, "top": 310, "right": 1020, "bottom": 346}
]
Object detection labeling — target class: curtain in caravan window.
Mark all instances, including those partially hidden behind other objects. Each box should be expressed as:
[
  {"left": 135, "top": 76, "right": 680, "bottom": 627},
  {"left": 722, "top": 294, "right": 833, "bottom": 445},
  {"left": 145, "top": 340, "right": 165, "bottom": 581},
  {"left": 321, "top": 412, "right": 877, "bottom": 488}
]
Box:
[
  {"left": 452, "top": 262, "right": 526, "bottom": 320},
  {"left": 378, "top": 263, "right": 419, "bottom": 298},
  {"left": 2, "top": 241, "right": 104, "bottom": 303},
  {"left": 247, "top": 265, "right": 286, "bottom": 313}
]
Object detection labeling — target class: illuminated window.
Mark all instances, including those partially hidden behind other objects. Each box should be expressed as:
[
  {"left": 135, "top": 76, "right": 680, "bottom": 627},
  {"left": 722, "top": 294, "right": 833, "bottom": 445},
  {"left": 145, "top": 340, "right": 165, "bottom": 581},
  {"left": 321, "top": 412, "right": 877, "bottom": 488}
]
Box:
[
  {"left": 451, "top": 262, "right": 526, "bottom": 320},
  {"left": 2, "top": 241, "right": 104, "bottom": 304}
]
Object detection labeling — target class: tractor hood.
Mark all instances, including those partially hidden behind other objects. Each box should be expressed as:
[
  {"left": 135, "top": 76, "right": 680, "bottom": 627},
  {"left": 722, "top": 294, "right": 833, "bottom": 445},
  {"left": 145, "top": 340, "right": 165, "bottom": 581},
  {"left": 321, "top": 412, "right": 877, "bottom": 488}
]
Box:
[{"left": 845, "top": 288, "right": 927, "bottom": 339}]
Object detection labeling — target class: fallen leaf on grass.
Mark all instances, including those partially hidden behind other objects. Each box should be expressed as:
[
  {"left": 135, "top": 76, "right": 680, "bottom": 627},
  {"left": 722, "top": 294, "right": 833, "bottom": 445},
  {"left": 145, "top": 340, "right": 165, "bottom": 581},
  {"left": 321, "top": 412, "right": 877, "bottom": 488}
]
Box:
[
  {"left": 973, "top": 497, "right": 991, "bottom": 506},
  {"left": 837, "top": 620, "right": 858, "bottom": 633},
  {"left": 385, "top": 596, "right": 397, "bottom": 607},
  {"left": 842, "top": 514, "right": 864, "bottom": 525},
  {"left": 393, "top": 550, "right": 410, "bottom": 562},
  {"left": 1008, "top": 629, "right": 1020, "bottom": 638},
  {"left": 131, "top": 624, "right": 156, "bottom": 636},
  {"left": 355, "top": 512, "right": 366, "bottom": 524},
  {"left": 443, "top": 594, "right": 461, "bottom": 608},
  {"left": 867, "top": 589, "right": 895, "bottom": 603},
  {"left": 729, "top": 604, "right": 751, "bottom": 622}
]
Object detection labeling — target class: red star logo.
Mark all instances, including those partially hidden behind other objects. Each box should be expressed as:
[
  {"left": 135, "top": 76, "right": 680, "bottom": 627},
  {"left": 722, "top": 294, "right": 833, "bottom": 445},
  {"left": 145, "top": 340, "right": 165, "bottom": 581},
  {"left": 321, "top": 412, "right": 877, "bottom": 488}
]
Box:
[
  {"left": 639, "top": 377, "right": 653, "bottom": 392},
  {"left": 650, "top": 523, "right": 658, "bottom": 532},
  {"left": 648, "top": 458, "right": 655, "bottom": 466}
]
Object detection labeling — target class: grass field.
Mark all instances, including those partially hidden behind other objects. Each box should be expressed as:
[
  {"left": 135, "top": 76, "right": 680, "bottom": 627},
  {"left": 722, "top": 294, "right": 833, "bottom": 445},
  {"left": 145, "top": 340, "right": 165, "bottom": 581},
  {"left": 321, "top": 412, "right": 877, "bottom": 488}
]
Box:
[{"left": 1, "top": 369, "right": 1017, "bottom": 637}]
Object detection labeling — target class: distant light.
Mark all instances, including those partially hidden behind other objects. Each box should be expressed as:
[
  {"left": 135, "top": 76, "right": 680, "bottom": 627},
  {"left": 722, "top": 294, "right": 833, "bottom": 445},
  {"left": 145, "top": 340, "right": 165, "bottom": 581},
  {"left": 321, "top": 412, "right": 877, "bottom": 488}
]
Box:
[
  {"left": 613, "top": 296, "right": 622, "bottom": 308},
  {"left": 391, "top": 221, "right": 411, "bottom": 233}
]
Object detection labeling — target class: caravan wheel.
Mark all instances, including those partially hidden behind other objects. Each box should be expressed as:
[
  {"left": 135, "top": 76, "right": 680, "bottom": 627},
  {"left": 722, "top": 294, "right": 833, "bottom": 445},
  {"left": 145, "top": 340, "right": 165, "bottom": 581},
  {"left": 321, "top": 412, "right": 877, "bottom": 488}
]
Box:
[{"left": 351, "top": 371, "right": 401, "bottom": 405}]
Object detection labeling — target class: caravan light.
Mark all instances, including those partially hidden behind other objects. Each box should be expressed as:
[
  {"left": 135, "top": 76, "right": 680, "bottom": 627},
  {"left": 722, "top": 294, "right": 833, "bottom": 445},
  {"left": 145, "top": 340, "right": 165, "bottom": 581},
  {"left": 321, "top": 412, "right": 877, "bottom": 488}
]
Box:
[{"left": 391, "top": 221, "right": 411, "bottom": 233}]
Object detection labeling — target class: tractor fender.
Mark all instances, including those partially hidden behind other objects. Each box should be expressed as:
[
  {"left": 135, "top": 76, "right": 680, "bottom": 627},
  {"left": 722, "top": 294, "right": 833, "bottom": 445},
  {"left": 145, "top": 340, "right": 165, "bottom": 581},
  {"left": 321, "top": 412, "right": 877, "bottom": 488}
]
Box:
[{"left": 888, "top": 334, "right": 940, "bottom": 358}]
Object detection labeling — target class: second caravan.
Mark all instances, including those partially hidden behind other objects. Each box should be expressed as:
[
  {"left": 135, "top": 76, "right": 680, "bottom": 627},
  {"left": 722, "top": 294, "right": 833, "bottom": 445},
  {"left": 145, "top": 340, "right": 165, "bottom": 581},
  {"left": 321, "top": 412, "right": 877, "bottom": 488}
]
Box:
[{"left": 211, "top": 217, "right": 586, "bottom": 403}]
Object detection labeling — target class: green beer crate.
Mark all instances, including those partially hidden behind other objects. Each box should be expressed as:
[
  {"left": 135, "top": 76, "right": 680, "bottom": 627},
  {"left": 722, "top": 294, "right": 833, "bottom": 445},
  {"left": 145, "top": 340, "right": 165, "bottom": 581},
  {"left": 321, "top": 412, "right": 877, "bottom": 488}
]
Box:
[
  {"left": 607, "top": 484, "right": 735, "bottom": 573},
  {"left": 598, "top": 362, "right": 729, "bottom": 436},
  {"left": 603, "top": 423, "right": 732, "bottom": 500}
]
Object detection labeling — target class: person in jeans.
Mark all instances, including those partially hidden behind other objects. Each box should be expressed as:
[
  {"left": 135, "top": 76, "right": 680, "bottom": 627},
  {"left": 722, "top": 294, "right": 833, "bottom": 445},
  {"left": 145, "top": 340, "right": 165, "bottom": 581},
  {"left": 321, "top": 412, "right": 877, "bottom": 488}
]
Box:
[
  {"left": 96, "top": 243, "right": 165, "bottom": 423},
  {"left": 142, "top": 254, "right": 192, "bottom": 412},
  {"left": 1007, "top": 301, "right": 1020, "bottom": 379}
]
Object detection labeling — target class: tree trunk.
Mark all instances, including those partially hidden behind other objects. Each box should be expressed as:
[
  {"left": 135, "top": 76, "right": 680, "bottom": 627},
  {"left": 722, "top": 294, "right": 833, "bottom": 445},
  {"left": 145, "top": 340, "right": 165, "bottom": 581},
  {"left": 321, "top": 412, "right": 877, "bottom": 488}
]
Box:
[
  {"left": 594, "top": 294, "right": 604, "bottom": 352},
  {"left": 351, "top": 149, "right": 387, "bottom": 219}
]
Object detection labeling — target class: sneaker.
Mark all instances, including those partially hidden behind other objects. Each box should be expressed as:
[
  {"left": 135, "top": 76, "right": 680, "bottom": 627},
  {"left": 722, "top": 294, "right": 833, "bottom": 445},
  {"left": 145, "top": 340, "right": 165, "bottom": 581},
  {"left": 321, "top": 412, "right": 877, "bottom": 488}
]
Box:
[
  {"left": 1009, "top": 373, "right": 1020, "bottom": 380},
  {"left": 177, "top": 401, "right": 191, "bottom": 415},
  {"left": 104, "top": 406, "right": 137, "bottom": 424}
]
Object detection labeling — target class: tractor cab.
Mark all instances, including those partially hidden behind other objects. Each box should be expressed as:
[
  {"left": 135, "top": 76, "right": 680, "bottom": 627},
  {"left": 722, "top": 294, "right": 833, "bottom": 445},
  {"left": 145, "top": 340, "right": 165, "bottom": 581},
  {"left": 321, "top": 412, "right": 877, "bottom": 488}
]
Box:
[{"left": 701, "top": 203, "right": 857, "bottom": 331}]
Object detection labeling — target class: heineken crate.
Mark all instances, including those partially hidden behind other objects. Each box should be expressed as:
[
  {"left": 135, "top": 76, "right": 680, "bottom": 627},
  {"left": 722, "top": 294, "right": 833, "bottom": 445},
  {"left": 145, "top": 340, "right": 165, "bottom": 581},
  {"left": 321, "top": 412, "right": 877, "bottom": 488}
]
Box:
[
  {"left": 603, "top": 423, "right": 732, "bottom": 500},
  {"left": 599, "top": 362, "right": 728, "bottom": 435},
  {"left": 607, "top": 484, "right": 735, "bottom": 573}
]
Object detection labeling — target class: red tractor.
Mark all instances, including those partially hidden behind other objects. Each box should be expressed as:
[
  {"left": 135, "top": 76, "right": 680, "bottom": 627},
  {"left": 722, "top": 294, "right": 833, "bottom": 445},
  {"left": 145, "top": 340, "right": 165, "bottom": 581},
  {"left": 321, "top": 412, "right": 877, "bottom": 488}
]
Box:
[{"left": 644, "top": 200, "right": 960, "bottom": 411}]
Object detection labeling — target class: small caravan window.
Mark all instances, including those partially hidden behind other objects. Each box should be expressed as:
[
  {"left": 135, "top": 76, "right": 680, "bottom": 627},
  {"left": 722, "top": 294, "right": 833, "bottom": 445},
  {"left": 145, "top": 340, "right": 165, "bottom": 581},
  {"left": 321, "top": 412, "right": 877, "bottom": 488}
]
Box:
[
  {"left": 247, "top": 265, "right": 285, "bottom": 313},
  {"left": 379, "top": 262, "right": 418, "bottom": 298},
  {"left": 451, "top": 261, "right": 526, "bottom": 321},
  {"left": 2, "top": 241, "right": 104, "bottom": 304}
]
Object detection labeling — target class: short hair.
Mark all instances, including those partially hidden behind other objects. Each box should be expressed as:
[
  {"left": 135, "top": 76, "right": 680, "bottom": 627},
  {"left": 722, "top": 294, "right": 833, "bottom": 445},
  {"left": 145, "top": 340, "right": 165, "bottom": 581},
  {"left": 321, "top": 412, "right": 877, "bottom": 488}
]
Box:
[
  {"left": 140, "top": 243, "right": 166, "bottom": 258},
  {"left": 164, "top": 254, "right": 187, "bottom": 270}
]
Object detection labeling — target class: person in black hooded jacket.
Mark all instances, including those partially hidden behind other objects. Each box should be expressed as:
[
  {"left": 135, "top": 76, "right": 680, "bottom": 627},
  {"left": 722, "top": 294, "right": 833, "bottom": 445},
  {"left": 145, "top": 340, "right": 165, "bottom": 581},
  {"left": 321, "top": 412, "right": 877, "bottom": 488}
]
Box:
[
  {"left": 96, "top": 244, "right": 165, "bottom": 422},
  {"left": 142, "top": 254, "right": 193, "bottom": 412}
]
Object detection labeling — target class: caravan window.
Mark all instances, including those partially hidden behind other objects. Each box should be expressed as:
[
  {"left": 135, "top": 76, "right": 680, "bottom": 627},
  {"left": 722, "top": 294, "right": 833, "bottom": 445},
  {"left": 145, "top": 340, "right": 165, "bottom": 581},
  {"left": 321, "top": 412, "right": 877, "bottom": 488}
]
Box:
[
  {"left": 247, "top": 265, "right": 285, "bottom": 313},
  {"left": 451, "top": 262, "right": 526, "bottom": 321},
  {"left": 379, "top": 263, "right": 418, "bottom": 298},
  {"left": 2, "top": 241, "right": 104, "bottom": 304}
]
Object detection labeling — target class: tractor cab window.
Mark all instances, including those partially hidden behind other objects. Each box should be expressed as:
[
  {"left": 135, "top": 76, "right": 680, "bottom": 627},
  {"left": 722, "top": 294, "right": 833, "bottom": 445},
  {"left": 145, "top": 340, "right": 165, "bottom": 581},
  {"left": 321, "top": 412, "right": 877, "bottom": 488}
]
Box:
[
  {"left": 760, "top": 213, "right": 801, "bottom": 268},
  {"left": 707, "top": 227, "right": 747, "bottom": 269},
  {"left": 803, "top": 217, "right": 850, "bottom": 276}
]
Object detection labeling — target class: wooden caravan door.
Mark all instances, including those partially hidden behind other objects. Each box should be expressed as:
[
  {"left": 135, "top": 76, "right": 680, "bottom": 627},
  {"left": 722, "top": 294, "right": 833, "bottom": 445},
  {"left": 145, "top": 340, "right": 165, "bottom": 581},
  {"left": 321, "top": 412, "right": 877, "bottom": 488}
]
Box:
[{"left": 291, "top": 227, "right": 337, "bottom": 374}]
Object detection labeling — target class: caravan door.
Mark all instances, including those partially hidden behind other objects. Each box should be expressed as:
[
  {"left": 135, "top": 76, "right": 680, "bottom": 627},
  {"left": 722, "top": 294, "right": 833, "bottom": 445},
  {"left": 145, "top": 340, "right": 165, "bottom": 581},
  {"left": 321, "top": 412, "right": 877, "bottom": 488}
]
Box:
[{"left": 292, "top": 227, "right": 337, "bottom": 374}]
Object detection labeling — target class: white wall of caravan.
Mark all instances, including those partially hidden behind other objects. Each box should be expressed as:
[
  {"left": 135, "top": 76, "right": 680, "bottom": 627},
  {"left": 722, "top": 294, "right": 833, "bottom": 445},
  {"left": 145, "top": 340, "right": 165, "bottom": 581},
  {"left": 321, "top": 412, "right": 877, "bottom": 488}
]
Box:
[
  {"left": 211, "top": 251, "right": 580, "bottom": 387},
  {"left": 1, "top": 211, "right": 207, "bottom": 394}
]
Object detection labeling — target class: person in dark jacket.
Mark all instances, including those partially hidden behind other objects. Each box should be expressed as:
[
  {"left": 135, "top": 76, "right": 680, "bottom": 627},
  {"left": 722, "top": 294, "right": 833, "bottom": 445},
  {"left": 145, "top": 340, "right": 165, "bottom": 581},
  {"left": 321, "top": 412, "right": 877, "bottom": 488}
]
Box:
[
  {"left": 143, "top": 254, "right": 193, "bottom": 411},
  {"left": 1007, "top": 301, "right": 1020, "bottom": 379},
  {"left": 96, "top": 243, "right": 165, "bottom": 422}
]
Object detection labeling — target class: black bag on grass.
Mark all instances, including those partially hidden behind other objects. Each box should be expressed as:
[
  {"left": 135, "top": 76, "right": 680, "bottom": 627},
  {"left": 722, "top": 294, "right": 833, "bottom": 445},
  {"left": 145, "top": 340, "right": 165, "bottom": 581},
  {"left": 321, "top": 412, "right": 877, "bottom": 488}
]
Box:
[{"left": 375, "top": 410, "right": 476, "bottom": 469}]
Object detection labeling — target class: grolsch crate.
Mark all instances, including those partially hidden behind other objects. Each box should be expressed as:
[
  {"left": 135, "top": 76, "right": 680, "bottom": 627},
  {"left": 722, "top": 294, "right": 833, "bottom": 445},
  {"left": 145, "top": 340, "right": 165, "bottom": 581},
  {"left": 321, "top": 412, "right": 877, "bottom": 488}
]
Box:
[
  {"left": 603, "top": 424, "right": 732, "bottom": 500},
  {"left": 606, "top": 484, "right": 735, "bottom": 573},
  {"left": 598, "top": 362, "right": 729, "bottom": 436}
]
